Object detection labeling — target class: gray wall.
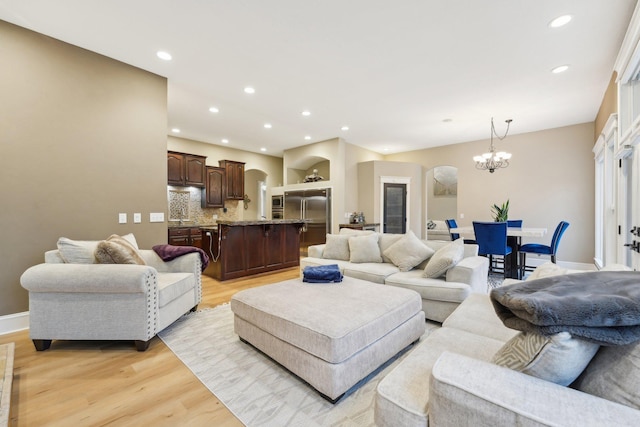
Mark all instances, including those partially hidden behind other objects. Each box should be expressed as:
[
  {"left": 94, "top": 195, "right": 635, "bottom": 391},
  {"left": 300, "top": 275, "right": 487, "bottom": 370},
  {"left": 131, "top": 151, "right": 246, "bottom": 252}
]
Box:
[
  {"left": 386, "top": 123, "right": 596, "bottom": 264},
  {"left": 0, "top": 21, "right": 168, "bottom": 315}
]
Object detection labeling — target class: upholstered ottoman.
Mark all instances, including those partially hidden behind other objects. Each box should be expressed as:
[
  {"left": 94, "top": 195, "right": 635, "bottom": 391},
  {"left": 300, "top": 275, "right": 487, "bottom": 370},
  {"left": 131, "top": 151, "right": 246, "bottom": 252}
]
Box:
[{"left": 230, "top": 276, "right": 426, "bottom": 402}]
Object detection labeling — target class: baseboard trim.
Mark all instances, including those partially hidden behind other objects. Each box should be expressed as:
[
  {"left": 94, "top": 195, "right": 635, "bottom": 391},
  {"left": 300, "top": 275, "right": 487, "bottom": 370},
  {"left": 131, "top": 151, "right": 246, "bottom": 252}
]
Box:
[{"left": 0, "top": 311, "right": 29, "bottom": 336}]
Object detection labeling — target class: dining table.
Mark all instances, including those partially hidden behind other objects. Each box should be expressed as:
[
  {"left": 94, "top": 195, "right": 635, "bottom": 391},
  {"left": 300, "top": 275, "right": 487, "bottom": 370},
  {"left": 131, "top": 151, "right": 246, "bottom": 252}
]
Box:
[{"left": 450, "top": 226, "right": 548, "bottom": 279}]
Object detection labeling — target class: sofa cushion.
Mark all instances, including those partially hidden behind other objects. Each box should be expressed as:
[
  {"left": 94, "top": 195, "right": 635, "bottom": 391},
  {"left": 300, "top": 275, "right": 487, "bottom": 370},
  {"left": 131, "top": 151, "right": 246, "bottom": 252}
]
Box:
[
  {"left": 322, "top": 234, "right": 351, "bottom": 261},
  {"left": 424, "top": 238, "right": 464, "bottom": 278},
  {"left": 348, "top": 233, "right": 382, "bottom": 263},
  {"left": 157, "top": 272, "right": 196, "bottom": 308},
  {"left": 344, "top": 262, "right": 400, "bottom": 284},
  {"left": 571, "top": 340, "right": 640, "bottom": 410},
  {"left": 95, "top": 234, "right": 146, "bottom": 265},
  {"left": 385, "top": 270, "right": 470, "bottom": 303},
  {"left": 383, "top": 230, "right": 435, "bottom": 272},
  {"left": 443, "top": 294, "right": 519, "bottom": 343},
  {"left": 492, "top": 331, "right": 600, "bottom": 386},
  {"left": 57, "top": 233, "right": 139, "bottom": 264}
]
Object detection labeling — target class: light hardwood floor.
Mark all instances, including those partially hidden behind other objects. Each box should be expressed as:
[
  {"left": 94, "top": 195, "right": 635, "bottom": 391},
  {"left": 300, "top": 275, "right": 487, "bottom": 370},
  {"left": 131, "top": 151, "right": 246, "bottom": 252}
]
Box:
[{"left": 0, "top": 267, "right": 301, "bottom": 426}]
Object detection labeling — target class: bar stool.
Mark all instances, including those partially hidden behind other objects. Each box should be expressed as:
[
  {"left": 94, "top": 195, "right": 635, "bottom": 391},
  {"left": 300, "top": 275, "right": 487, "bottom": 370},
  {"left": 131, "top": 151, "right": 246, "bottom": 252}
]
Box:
[{"left": 472, "top": 221, "right": 512, "bottom": 278}]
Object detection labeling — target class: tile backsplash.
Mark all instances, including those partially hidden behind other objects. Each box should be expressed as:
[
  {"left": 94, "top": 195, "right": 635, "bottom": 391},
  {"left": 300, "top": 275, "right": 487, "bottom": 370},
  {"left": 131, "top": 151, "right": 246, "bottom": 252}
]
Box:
[{"left": 167, "top": 186, "right": 242, "bottom": 224}]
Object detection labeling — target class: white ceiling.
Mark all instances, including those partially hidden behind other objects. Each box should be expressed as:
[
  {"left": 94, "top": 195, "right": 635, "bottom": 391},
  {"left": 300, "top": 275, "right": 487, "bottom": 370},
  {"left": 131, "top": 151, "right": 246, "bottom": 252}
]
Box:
[{"left": 1, "top": 0, "right": 636, "bottom": 156}]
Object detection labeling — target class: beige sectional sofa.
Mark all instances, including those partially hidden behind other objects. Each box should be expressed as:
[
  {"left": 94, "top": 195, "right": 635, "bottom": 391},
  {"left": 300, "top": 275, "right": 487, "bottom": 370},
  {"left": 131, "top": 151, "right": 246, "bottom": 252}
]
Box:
[
  {"left": 375, "top": 263, "right": 640, "bottom": 426},
  {"left": 301, "top": 229, "right": 489, "bottom": 322}
]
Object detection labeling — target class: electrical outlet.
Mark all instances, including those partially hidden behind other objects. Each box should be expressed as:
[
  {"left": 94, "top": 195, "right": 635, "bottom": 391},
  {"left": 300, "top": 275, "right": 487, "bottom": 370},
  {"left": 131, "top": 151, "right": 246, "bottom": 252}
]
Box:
[
  {"left": 118, "top": 213, "right": 127, "bottom": 224},
  {"left": 149, "top": 212, "right": 165, "bottom": 223},
  {"left": 212, "top": 214, "right": 218, "bottom": 220},
  {"left": 460, "top": 213, "right": 465, "bottom": 219},
  {"left": 133, "top": 213, "right": 141, "bottom": 223}
]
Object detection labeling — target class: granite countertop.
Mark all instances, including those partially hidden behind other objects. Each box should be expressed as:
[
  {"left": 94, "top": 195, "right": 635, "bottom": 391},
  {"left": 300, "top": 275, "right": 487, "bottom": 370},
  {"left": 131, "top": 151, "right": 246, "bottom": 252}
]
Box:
[
  {"left": 214, "top": 219, "right": 307, "bottom": 226},
  {"left": 168, "top": 222, "right": 216, "bottom": 229}
]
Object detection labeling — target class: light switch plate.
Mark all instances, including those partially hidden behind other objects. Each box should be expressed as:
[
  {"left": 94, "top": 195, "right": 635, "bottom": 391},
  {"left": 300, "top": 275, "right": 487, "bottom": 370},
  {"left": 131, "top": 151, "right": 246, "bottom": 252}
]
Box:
[
  {"left": 133, "top": 213, "right": 142, "bottom": 223},
  {"left": 150, "top": 212, "right": 165, "bottom": 223},
  {"left": 118, "top": 213, "right": 127, "bottom": 224}
]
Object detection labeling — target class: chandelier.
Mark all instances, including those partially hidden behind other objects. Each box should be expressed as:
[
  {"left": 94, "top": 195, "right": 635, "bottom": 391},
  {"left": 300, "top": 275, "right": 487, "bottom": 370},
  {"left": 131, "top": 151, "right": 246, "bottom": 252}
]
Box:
[{"left": 473, "top": 118, "right": 513, "bottom": 173}]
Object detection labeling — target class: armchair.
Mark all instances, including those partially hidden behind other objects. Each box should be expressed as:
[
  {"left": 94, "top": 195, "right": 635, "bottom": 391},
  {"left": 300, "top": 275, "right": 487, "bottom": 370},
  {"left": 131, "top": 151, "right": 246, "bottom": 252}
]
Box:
[{"left": 20, "top": 246, "right": 202, "bottom": 351}]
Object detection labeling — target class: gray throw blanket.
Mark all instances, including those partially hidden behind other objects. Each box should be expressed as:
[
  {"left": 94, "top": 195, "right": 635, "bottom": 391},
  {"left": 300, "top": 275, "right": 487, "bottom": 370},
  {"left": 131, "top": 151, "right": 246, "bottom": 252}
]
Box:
[{"left": 490, "top": 271, "right": 640, "bottom": 345}]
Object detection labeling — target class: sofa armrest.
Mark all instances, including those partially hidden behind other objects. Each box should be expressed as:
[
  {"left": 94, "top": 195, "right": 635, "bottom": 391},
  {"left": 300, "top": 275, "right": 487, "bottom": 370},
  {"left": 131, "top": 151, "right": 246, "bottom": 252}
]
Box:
[
  {"left": 429, "top": 352, "right": 640, "bottom": 427},
  {"left": 445, "top": 256, "right": 488, "bottom": 293},
  {"left": 21, "top": 263, "right": 157, "bottom": 294},
  {"left": 139, "top": 250, "right": 201, "bottom": 273},
  {"left": 307, "top": 244, "right": 326, "bottom": 258}
]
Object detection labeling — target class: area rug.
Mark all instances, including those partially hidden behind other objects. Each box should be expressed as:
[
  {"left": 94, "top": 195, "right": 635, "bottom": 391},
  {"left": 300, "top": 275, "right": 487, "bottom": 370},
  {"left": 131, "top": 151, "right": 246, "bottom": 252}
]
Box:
[{"left": 158, "top": 304, "right": 437, "bottom": 427}]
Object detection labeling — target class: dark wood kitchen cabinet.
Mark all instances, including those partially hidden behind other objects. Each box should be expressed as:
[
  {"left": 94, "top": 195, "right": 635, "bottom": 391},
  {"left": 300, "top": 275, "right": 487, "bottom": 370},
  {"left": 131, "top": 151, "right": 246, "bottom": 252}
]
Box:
[
  {"left": 219, "top": 160, "right": 245, "bottom": 200},
  {"left": 168, "top": 227, "right": 202, "bottom": 248},
  {"left": 167, "top": 151, "right": 207, "bottom": 187},
  {"left": 201, "top": 166, "right": 226, "bottom": 208}
]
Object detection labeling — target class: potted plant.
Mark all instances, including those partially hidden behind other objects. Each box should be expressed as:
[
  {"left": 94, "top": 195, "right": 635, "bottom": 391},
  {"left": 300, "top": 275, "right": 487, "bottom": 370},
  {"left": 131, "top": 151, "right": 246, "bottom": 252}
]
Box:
[{"left": 491, "top": 199, "right": 509, "bottom": 222}]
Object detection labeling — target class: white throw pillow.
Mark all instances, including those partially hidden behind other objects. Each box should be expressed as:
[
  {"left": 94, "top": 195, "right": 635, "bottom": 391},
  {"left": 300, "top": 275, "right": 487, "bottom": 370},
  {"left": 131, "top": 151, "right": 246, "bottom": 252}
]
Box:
[
  {"left": 383, "top": 230, "right": 435, "bottom": 272},
  {"left": 423, "top": 238, "right": 464, "bottom": 278},
  {"left": 348, "top": 233, "right": 382, "bottom": 263},
  {"left": 492, "top": 331, "right": 600, "bottom": 386},
  {"left": 322, "top": 234, "right": 351, "bottom": 261}
]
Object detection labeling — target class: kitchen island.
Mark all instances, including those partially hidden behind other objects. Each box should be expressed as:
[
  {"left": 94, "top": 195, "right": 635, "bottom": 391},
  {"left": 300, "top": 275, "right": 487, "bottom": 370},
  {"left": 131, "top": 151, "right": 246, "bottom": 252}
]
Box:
[{"left": 200, "top": 219, "right": 306, "bottom": 281}]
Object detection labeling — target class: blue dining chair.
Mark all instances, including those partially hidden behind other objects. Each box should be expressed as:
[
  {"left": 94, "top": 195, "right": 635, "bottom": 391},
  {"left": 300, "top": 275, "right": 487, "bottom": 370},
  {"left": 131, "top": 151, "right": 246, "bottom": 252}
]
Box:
[
  {"left": 507, "top": 219, "right": 523, "bottom": 228},
  {"left": 473, "top": 221, "right": 512, "bottom": 278},
  {"left": 445, "top": 219, "right": 476, "bottom": 244},
  {"left": 519, "top": 221, "right": 570, "bottom": 276}
]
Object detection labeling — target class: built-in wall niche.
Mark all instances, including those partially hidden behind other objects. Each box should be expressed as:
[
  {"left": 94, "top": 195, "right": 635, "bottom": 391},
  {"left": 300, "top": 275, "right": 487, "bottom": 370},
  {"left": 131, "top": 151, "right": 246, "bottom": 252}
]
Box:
[
  {"left": 244, "top": 169, "right": 268, "bottom": 220},
  {"left": 286, "top": 158, "right": 330, "bottom": 185},
  {"left": 426, "top": 166, "right": 458, "bottom": 221}
]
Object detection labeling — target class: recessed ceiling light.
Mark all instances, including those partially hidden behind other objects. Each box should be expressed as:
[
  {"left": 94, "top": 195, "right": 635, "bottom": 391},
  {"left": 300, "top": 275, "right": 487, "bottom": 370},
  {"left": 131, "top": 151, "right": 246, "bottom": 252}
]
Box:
[
  {"left": 264, "top": 123, "right": 272, "bottom": 129},
  {"left": 171, "top": 128, "right": 180, "bottom": 133},
  {"left": 341, "top": 126, "right": 349, "bottom": 131},
  {"left": 442, "top": 118, "right": 453, "bottom": 123},
  {"left": 304, "top": 135, "right": 311, "bottom": 140},
  {"left": 221, "top": 138, "right": 229, "bottom": 144},
  {"left": 302, "top": 110, "right": 311, "bottom": 117},
  {"left": 552, "top": 65, "right": 570, "bottom": 74},
  {"left": 157, "top": 51, "right": 172, "bottom": 61},
  {"left": 209, "top": 107, "right": 219, "bottom": 113},
  {"left": 549, "top": 15, "right": 572, "bottom": 28},
  {"left": 244, "top": 86, "right": 255, "bottom": 94},
  {"left": 260, "top": 147, "right": 267, "bottom": 152}
]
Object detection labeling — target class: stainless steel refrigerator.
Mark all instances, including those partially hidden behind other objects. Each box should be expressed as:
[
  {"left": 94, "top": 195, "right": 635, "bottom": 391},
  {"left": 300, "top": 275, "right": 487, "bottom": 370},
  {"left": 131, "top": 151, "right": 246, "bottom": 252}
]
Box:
[{"left": 284, "top": 188, "right": 332, "bottom": 255}]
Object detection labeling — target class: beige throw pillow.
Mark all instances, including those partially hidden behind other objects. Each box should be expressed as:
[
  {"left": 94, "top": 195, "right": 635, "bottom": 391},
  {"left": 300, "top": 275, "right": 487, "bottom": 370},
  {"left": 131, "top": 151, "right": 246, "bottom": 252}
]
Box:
[
  {"left": 348, "top": 233, "right": 382, "bottom": 263},
  {"left": 379, "top": 233, "right": 404, "bottom": 264},
  {"left": 94, "top": 234, "right": 146, "bottom": 265},
  {"left": 383, "top": 230, "right": 435, "bottom": 272},
  {"left": 322, "top": 234, "right": 351, "bottom": 261},
  {"left": 492, "top": 331, "right": 600, "bottom": 386},
  {"left": 423, "top": 238, "right": 464, "bottom": 278},
  {"left": 572, "top": 340, "right": 640, "bottom": 409}
]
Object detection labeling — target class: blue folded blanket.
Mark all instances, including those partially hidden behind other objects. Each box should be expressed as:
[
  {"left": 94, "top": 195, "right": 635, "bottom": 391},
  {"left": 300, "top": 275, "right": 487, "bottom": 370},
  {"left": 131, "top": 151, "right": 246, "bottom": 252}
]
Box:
[{"left": 303, "top": 264, "right": 343, "bottom": 283}]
